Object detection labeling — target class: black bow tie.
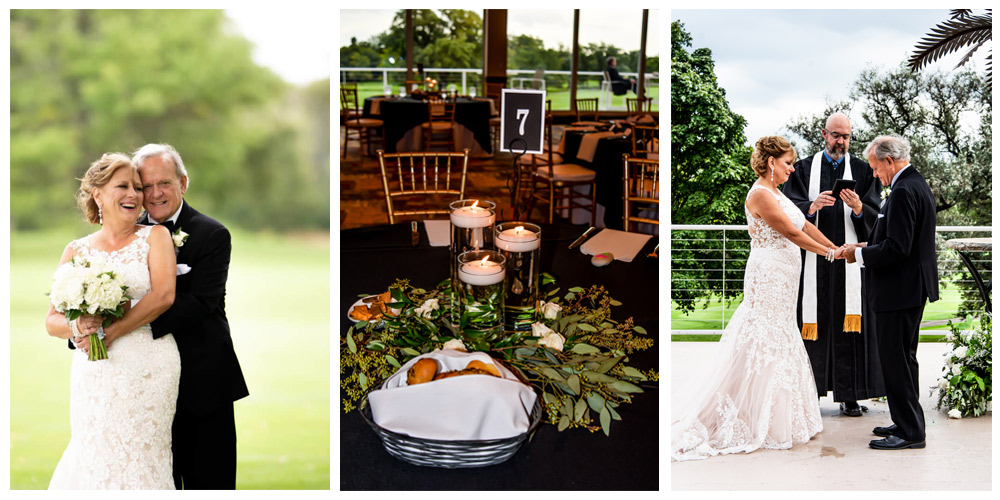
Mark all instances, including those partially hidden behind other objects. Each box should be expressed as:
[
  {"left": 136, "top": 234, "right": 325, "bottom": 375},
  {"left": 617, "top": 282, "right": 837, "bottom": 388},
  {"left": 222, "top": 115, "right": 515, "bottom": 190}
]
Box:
[{"left": 160, "top": 220, "right": 176, "bottom": 233}]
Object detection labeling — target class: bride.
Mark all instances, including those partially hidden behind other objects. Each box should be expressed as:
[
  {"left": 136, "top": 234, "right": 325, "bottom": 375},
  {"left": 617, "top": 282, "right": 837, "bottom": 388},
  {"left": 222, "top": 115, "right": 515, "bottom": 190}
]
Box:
[
  {"left": 45, "top": 153, "right": 181, "bottom": 489},
  {"left": 672, "top": 136, "right": 842, "bottom": 461}
]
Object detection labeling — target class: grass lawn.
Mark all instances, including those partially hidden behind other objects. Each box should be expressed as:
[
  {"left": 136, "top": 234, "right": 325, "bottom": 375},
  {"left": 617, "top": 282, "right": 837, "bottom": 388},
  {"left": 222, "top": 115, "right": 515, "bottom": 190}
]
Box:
[
  {"left": 9, "top": 228, "right": 330, "bottom": 490},
  {"left": 350, "top": 81, "right": 659, "bottom": 112},
  {"left": 671, "top": 288, "right": 977, "bottom": 340}
]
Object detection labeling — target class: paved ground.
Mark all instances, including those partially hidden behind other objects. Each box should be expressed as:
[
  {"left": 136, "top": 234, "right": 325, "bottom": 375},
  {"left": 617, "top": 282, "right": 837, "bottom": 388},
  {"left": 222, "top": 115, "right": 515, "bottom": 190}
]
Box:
[{"left": 670, "top": 341, "right": 992, "bottom": 490}]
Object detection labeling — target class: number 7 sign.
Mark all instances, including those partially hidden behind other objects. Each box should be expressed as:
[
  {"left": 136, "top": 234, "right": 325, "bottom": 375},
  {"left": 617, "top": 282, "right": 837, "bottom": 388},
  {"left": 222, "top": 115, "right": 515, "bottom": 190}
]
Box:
[{"left": 500, "top": 88, "right": 546, "bottom": 155}]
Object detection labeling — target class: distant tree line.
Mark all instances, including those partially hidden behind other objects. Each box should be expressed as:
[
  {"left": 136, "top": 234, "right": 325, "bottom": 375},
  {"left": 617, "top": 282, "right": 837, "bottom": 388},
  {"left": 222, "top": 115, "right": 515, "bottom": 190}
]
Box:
[
  {"left": 340, "top": 9, "right": 659, "bottom": 88},
  {"left": 11, "top": 10, "right": 330, "bottom": 232}
]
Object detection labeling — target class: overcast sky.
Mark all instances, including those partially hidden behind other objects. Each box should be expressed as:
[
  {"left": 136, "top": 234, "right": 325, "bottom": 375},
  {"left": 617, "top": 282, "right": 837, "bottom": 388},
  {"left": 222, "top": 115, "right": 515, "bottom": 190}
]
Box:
[
  {"left": 672, "top": 9, "right": 989, "bottom": 146},
  {"left": 340, "top": 9, "right": 660, "bottom": 60},
  {"left": 226, "top": 7, "right": 331, "bottom": 85}
]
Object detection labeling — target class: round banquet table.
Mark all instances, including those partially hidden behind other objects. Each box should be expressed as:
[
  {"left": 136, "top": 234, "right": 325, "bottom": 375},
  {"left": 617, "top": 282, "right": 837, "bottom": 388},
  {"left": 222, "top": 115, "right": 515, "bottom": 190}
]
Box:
[
  {"left": 561, "top": 130, "right": 633, "bottom": 230},
  {"left": 364, "top": 96, "right": 493, "bottom": 155},
  {"left": 339, "top": 222, "right": 659, "bottom": 490}
]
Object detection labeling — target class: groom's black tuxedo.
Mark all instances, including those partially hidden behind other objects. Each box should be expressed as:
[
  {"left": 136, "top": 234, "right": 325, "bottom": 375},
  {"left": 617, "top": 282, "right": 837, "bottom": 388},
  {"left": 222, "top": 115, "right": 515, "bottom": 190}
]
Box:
[
  {"left": 860, "top": 165, "right": 938, "bottom": 443},
  {"left": 140, "top": 201, "right": 249, "bottom": 489}
]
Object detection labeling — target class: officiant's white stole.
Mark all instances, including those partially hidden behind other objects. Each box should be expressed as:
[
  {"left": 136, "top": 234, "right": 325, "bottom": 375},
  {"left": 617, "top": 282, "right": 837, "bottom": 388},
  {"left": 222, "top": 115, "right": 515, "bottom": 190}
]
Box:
[{"left": 802, "top": 152, "right": 862, "bottom": 340}]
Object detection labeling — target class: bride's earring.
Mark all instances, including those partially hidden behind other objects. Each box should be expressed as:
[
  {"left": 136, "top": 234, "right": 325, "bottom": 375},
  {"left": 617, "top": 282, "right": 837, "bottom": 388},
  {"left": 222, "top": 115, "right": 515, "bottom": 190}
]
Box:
[
  {"left": 770, "top": 167, "right": 774, "bottom": 183},
  {"left": 97, "top": 203, "right": 103, "bottom": 225}
]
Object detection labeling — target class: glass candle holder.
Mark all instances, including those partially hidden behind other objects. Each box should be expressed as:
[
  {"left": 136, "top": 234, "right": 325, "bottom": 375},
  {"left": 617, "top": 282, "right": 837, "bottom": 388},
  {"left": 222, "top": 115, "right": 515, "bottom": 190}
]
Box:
[
  {"left": 456, "top": 250, "right": 506, "bottom": 342},
  {"left": 449, "top": 199, "right": 496, "bottom": 323},
  {"left": 495, "top": 222, "right": 541, "bottom": 331}
]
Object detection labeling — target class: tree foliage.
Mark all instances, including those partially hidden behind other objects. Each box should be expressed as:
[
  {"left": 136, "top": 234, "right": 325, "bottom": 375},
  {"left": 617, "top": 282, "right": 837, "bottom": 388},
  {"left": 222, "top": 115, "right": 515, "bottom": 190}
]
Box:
[
  {"left": 11, "top": 10, "right": 330, "bottom": 231},
  {"left": 670, "top": 21, "right": 755, "bottom": 314},
  {"left": 784, "top": 64, "right": 991, "bottom": 226}
]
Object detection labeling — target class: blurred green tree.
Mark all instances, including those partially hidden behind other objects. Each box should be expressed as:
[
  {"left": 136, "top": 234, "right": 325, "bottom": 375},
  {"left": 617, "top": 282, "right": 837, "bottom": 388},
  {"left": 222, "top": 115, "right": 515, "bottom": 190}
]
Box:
[{"left": 11, "top": 10, "right": 329, "bottom": 231}]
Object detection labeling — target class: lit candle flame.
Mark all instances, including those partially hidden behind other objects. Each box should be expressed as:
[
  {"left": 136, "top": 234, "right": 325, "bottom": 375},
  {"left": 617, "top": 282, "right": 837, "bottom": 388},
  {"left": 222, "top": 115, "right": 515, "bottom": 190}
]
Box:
[
  {"left": 479, "top": 256, "right": 490, "bottom": 266},
  {"left": 470, "top": 200, "right": 480, "bottom": 210},
  {"left": 514, "top": 225, "right": 524, "bottom": 234}
]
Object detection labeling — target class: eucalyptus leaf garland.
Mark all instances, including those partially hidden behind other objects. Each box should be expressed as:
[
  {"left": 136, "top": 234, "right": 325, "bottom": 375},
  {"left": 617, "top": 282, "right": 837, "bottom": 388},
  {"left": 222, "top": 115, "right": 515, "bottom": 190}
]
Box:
[{"left": 340, "top": 273, "right": 657, "bottom": 435}]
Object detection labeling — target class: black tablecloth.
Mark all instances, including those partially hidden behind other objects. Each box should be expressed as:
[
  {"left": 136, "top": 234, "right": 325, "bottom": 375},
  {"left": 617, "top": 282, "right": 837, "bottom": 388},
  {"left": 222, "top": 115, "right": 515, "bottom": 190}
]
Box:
[
  {"left": 339, "top": 222, "right": 659, "bottom": 490},
  {"left": 366, "top": 97, "right": 492, "bottom": 154},
  {"left": 562, "top": 131, "right": 632, "bottom": 230}
]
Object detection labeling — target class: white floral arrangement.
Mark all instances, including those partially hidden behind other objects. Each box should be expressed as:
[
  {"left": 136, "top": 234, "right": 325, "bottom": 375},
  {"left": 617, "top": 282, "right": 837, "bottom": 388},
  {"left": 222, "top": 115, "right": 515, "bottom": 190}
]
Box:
[
  {"left": 932, "top": 314, "right": 992, "bottom": 418},
  {"left": 49, "top": 256, "right": 130, "bottom": 361}
]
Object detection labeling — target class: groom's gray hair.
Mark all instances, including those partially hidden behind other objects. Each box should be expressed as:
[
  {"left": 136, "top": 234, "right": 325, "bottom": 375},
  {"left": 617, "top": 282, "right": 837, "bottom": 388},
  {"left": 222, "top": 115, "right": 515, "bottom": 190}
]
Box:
[
  {"left": 863, "top": 135, "right": 911, "bottom": 162},
  {"left": 132, "top": 143, "right": 189, "bottom": 184}
]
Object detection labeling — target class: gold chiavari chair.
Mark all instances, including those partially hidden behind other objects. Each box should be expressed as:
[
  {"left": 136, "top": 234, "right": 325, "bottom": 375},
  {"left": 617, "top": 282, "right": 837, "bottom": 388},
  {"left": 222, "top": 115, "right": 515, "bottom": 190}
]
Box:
[
  {"left": 377, "top": 149, "right": 470, "bottom": 224},
  {"left": 623, "top": 154, "right": 660, "bottom": 233},
  {"left": 630, "top": 124, "right": 659, "bottom": 159},
  {"left": 422, "top": 98, "right": 456, "bottom": 151},
  {"left": 571, "top": 97, "right": 603, "bottom": 127},
  {"left": 626, "top": 97, "right": 653, "bottom": 116},
  {"left": 340, "top": 87, "right": 384, "bottom": 160},
  {"left": 525, "top": 115, "right": 597, "bottom": 225}
]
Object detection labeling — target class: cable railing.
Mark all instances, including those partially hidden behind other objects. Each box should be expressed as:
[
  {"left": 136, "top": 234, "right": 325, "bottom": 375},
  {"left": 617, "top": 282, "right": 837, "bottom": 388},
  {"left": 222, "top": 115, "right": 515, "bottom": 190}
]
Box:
[{"left": 671, "top": 224, "right": 992, "bottom": 335}]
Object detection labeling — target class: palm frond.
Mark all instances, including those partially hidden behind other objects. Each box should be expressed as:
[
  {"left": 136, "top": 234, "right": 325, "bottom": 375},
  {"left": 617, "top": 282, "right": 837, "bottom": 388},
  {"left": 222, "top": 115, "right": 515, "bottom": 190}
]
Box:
[
  {"left": 955, "top": 39, "right": 989, "bottom": 69},
  {"left": 950, "top": 9, "right": 973, "bottom": 19},
  {"left": 907, "top": 12, "right": 992, "bottom": 72}
]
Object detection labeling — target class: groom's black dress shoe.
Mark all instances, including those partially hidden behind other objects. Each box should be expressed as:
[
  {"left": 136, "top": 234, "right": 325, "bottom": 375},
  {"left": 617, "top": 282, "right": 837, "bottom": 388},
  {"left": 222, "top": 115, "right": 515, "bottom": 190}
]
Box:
[
  {"left": 873, "top": 424, "right": 898, "bottom": 437},
  {"left": 840, "top": 401, "right": 865, "bottom": 417},
  {"left": 869, "top": 435, "right": 925, "bottom": 450}
]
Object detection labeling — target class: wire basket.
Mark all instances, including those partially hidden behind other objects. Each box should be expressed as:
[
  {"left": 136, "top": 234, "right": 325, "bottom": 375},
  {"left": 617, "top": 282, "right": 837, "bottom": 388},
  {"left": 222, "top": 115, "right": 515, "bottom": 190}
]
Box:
[{"left": 361, "top": 395, "right": 542, "bottom": 468}]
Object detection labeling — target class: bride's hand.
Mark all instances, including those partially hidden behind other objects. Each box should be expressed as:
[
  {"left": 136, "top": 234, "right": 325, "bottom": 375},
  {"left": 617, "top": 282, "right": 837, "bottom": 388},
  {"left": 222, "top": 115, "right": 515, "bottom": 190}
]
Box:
[{"left": 75, "top": 314, "right": 102, "bottom": 337}]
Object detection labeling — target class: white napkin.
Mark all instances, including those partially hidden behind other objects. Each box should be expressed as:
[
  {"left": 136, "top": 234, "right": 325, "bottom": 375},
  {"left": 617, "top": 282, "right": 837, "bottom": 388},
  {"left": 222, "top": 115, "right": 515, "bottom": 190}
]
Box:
[
  {"left": 176, "top": 264, "right": 191, "bottom": 275},
  {"left": 423, "top": 219, "right": 450, "bottom": 247},
  {"left": 368, "top": 350, "right": 537, "bottom": 440},
  {"left": 580, "top": 228, "right": 653, "bottom": 262}
]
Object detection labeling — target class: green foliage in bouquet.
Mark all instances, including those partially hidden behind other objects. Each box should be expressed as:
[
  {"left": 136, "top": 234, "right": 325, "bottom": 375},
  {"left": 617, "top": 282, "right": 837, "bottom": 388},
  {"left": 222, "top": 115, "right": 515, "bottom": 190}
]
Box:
[
  {"left": 340, "top": 274, "right": 657, "bottom": 435},
  {"left": 933, "top": 312, "right": 992, "bottom": 418}
]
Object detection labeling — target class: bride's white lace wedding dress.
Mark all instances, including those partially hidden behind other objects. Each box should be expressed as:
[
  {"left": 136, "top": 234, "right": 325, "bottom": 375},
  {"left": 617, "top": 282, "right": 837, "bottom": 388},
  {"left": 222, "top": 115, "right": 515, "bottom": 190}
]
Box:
[
  {"left": 672, "top": 183, "right": 823, "bottom": 461},
  {"left": 49, "top": 225, "right": 181, "bottom": 489}
]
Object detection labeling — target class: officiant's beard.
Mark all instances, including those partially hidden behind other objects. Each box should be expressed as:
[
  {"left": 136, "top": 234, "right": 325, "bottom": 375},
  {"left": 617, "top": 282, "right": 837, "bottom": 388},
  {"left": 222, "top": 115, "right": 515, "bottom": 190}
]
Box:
[{"left": 826, "top": 143, "right": 846, "bottom": 161}]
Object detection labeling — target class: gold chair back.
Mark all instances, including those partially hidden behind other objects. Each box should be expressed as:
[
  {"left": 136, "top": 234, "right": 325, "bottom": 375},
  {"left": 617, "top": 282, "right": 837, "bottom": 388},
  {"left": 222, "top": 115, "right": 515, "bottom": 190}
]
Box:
[
  {"left": 630, "top": 124, "right": 659, "bottom": 157},
  {"left": 623, "top": 154, "right": 660, "bottom": 233},
  {"left": 626, "top": 97, "right": 653, "bottom": 115},
  {"left": 574, "top": 97, "right": 599, "bottom": 122},
  {"left": 377, "top": 149, "right": 470, "bottom": 224}
]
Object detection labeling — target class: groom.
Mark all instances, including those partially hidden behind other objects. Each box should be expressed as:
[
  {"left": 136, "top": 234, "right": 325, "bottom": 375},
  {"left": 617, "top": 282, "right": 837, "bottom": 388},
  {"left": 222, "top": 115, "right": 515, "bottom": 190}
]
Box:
[
  {"left": 132, "top": 144, "right": 249, "bottom": 487},
  {"left": 839, "top": 135, "right": 938, "bottom": 450}
]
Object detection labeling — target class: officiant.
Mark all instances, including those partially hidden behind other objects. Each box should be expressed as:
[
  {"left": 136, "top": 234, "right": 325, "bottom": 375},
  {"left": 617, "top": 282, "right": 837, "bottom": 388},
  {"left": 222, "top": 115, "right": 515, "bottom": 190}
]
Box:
[{"left": 782, "top": 112, "right": 885, "bottom": 417}]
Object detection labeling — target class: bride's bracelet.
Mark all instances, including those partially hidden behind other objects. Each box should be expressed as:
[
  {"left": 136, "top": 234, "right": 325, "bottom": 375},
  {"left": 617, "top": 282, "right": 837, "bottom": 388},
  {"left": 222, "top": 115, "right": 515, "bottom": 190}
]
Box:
[
  {"left": 67, "top": 317, "right": 81, "bottom": 338},
  {"left": 825, "top": 247, "right": 836, "bottom": 262}
]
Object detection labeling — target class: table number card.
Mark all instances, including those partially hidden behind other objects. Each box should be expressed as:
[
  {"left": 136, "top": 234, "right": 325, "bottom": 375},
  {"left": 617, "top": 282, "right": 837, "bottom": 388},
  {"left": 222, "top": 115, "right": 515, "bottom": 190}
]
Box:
[{"left": 500, "top": 88, "right": 546, "bottom": 154}]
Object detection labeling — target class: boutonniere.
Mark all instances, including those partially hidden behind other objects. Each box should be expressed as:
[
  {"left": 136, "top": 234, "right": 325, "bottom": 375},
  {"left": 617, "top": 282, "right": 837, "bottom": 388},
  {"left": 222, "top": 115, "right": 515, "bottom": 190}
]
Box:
[
  {"left": 880, "top": 187, "right": 891, "bottom": 200},
  {"left": 171, "top": 227, "right": 189, "bottom": 248}
]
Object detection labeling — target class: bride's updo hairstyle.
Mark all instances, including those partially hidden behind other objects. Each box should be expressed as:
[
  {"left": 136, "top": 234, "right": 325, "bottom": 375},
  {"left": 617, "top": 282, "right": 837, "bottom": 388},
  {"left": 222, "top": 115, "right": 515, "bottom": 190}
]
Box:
[
  {"left": 77, "top": 153, "right": 136, "bottom": 224},
  {"left": 751, "top": 136, "right": 796, "bottom": 178}
]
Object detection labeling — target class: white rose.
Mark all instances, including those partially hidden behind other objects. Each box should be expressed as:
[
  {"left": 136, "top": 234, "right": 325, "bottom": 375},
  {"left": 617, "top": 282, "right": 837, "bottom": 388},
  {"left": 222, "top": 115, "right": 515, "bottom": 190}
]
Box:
[
  {"left": 948, "top": 408, "right": 962, "bottom": 419},
  {"left": 944, "top": 332, "right": 955, "bottom": 342},
  {"left": 954, "top": 346, "right": 969, "bottom": 359},
  {"left": 172, "top": 230, "right": 189, "bottom": 248},
  {"left": 531, "top": 322, "right": 553, "bottom": 337},
  {"left": 538, "top": 332, "right": 566, "bottom": 352},
  {"left": 441, "top": 338, "right": 467, "bottom": 352},
  {"left": 938, "top": 378, "right": 950, "bottom": 391},
  {"left": 413, "top": 298, "right": 440, "bottom": 319},
  {"left": 540, "top": 301, "right": 562, "bottom": 320},
  {"left": 950, "top": 364, "right": 962, "bottom": 376}
]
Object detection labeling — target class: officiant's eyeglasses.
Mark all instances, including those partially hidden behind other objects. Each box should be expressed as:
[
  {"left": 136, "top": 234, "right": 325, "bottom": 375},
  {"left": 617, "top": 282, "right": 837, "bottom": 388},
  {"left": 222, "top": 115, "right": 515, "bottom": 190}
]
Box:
[{"left": 824, "top": 129, "right": 851, "bottom": 141}]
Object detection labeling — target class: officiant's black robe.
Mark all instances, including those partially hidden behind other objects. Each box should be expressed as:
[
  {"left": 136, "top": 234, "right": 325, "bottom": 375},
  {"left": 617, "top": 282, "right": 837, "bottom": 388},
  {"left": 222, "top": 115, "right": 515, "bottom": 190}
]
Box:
[{"left": 782, "top": 153, "right": 885, "bottom": 402}]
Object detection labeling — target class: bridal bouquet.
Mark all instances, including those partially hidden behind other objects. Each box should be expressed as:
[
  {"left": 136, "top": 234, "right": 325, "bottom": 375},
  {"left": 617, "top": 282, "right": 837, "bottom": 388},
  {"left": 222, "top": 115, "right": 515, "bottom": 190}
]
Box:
[{"left": 49, "top": 256, "right": 130, "bottom": 361}]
